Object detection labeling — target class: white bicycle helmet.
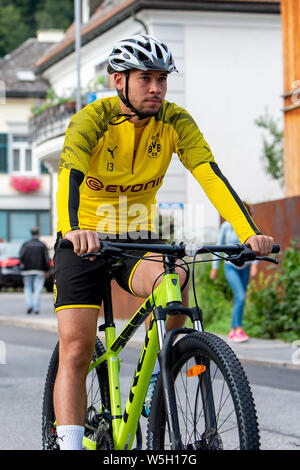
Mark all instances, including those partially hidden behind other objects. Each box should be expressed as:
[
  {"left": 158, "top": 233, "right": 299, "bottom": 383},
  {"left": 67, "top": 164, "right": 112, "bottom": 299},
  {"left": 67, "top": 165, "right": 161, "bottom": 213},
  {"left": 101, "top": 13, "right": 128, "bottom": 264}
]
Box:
[{"left": 107, "top": 34, "right": 178, "bottom": 74}]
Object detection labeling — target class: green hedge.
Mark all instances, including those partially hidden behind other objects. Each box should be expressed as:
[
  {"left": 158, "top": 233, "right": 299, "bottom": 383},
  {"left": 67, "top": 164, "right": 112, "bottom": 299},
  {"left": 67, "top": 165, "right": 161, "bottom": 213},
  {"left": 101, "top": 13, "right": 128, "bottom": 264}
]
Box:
[
  {"left": 244, "top": 241, "right": 300, "bottom": 342},
  {"left": 189, "top": 242, "right": 300, "bottom": 342},
  {"left": 189, "top": 259, "right": 233, "bottom": 334}
]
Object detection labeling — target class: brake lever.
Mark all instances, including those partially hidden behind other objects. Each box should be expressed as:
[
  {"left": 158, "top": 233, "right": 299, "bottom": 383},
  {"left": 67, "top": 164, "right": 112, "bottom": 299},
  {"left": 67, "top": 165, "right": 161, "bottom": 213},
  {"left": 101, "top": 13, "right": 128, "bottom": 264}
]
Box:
[
  {"left": 81, "top": 245, "right": 123, "bottom": 260},
  {"left": 226, "top": 246, "right": 256, "bottom": 267},
  {"left": 226, "top": 256, "right": 246, "bottom": 267},
  {"left": 81, "top": 252, "right": 102, "bottom": 259},
  {"left": 256, "top": 256, "right": 279, "bottom": 264}
]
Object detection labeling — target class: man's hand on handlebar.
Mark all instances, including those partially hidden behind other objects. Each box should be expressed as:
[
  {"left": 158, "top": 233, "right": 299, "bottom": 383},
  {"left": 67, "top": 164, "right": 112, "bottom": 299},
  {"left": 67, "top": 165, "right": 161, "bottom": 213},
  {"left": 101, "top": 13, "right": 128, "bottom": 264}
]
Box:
[
  {"left": 245, "top": 234, "right": 274, "bottom": 256},
  {"left": 64, "top": 230, "right": 100, "bottom": 260}
]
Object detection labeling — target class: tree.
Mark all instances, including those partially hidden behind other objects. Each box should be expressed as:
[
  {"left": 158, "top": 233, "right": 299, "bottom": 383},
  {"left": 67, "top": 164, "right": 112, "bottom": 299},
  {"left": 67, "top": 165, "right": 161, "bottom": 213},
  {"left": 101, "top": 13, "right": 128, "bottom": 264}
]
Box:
[
  {"left": 35, "top": 0, "right": 74, "bottom": 31},
  {"left": 0, "top": 0, "right": 74, "bottom": 57},
  {"left": 0, "top": 4, "right": 31, "bottom": 56},
  {"left": 255, "top": 110, "right": 284, "bottom": 185}
]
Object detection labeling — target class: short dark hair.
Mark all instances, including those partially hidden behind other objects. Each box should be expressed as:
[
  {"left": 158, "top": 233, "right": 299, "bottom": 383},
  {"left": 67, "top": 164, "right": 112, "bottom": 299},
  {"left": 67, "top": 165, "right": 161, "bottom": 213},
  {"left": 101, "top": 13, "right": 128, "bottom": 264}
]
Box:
[{"left": 30, "top": 227, "right": 40, "bottom": 236}]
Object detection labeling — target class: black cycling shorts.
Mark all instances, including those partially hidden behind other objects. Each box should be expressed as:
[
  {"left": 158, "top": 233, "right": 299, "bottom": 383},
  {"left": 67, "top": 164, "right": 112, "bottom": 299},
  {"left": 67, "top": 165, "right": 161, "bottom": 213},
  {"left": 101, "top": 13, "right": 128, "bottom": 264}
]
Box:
[{"left": 53, "top": 232, "right": 165, "bottom": 312}]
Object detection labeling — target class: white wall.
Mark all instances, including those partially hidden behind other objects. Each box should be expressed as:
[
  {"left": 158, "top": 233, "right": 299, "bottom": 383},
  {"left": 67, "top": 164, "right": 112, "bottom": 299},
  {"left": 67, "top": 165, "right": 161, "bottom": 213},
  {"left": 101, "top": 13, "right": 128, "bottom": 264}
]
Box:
[
  {"left": 43, "top": 17, "right": 139, "bottom": 97},
  {"left": 0, "top": 99, "right": 35, "bottom": 133},
  {"left": 184, "top": 11, "right": 284, "bottom": 237}
]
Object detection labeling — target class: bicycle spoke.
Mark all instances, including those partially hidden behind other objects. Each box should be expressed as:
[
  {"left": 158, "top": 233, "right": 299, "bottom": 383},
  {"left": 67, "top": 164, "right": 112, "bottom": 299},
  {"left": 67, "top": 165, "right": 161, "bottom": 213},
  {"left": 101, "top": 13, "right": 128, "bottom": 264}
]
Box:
[{"left": 159, "top": 351, "right": 245, "bottom": 450}]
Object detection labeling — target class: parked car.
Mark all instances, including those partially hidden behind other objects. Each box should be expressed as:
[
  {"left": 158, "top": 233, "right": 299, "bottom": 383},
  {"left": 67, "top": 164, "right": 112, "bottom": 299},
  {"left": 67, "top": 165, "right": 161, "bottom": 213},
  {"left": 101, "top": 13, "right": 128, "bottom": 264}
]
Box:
[
  {"left": 0, "top": 242, "right": 53, "bottom": 292},
  {"left": 45, "top": 259, "right": 54, "bottom": 292}
]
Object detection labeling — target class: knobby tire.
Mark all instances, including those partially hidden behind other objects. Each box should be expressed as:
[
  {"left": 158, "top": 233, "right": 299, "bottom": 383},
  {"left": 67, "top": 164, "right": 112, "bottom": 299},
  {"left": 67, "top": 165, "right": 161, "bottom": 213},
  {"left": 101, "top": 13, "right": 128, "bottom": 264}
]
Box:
[{"left": 147, "top": 331, "right": 260, "bottom": 450}]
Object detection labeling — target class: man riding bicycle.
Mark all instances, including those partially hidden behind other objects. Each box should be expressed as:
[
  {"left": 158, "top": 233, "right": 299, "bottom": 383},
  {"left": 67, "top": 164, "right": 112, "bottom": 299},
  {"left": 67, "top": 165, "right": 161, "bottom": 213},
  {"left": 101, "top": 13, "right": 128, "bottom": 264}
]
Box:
[{"left": 53, "top": 34, "right": 274, "bottom": 449}]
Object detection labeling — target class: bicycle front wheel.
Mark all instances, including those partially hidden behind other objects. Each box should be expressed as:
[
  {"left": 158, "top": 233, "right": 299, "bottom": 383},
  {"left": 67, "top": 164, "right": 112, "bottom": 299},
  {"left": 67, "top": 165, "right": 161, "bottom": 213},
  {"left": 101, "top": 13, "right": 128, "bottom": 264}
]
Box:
[
  {"left": 147, "top": 331, "right": 260, "bottom": 450},
  {"left": 42, "top": 337, "right": 110, "bottom": 450}
]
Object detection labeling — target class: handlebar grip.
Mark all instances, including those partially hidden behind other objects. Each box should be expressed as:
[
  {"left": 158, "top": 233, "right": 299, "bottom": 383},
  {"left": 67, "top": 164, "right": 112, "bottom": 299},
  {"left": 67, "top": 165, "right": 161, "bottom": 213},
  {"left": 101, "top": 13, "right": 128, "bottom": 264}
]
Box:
[
  {"left": 271, "top": 244, "right": 280, "bottom": 254},
  {"left": 59, "top": 238, "right": 73, "bottom": 249}
]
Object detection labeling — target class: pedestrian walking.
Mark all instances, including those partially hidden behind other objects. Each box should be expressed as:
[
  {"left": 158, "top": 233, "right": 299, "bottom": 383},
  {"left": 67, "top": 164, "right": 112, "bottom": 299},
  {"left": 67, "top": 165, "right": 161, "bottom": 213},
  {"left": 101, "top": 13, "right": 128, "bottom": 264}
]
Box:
[
  {"left": 19, "top": 227, "right": 50, "bottom": 314},
  {"left": 210, "top": 203, "right": 258, "bottom": 342}
]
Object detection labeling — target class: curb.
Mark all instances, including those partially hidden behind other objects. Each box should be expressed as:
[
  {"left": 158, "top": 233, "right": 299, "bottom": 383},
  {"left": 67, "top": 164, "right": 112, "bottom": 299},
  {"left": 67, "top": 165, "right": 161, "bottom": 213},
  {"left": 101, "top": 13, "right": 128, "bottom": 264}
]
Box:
[
  {"left": 1, "top": 316, "right": 298, "bottom": 371},
  {"left": 232, "top": 355, "right": 300, "bottom": 370},
  {"left": 0, "top": 316, "right": 58, "bottom": 333}
]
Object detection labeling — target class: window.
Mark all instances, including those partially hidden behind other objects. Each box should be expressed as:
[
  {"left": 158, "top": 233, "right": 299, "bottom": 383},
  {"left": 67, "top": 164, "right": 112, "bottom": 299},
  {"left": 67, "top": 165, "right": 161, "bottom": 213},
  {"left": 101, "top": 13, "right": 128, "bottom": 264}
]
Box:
[
  {"left": 13, "top": 135, "right": 28, "bottom": 142},
  {"left": 11, "top": 134, "right": 34, "bottom": 174},
  {"left": 0, "top": 211, "right": 7, "bottom": 240},
  {"left": 16, "top": 71, "right": 36, "bottom": 82},
  {"left": 13, "top": 149, "right": 20, "bottom": 171},
  {"left": 25, "top": 149, "right": 32, "bottom": 171},
  {"left": 40, "top": 161, "right": 49, "bottom": 174},
  {"left": 0, "top": 210, "right": 51, "bottom": 242}
]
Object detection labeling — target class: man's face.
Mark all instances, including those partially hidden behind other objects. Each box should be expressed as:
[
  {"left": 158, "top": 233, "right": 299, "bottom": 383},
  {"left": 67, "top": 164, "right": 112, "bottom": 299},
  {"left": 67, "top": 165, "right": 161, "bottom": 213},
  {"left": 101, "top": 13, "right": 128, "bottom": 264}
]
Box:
[{"left": 114, "top": 69, "right": 168, "bottom": 117}]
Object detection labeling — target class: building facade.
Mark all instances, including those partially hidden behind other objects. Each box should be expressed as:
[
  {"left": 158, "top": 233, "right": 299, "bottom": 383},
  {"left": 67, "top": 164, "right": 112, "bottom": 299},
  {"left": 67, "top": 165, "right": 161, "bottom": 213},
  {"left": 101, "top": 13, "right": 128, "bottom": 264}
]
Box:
[{"left": 0, "top": 33, "right": 64, "bottom": 241}]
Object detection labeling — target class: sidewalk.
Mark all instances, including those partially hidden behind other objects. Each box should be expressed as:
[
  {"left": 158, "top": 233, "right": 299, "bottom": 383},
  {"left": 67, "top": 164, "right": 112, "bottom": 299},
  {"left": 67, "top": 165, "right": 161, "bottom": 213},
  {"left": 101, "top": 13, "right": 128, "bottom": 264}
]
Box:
[{"left": 0, "top": 292, "right": 299, "bottom": 370}]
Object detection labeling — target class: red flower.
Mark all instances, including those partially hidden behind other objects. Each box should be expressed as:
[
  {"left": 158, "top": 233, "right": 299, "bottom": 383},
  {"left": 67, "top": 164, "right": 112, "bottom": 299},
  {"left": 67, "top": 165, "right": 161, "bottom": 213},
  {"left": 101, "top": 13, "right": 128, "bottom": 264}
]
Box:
[{"left": 11, "top": 176, "right": 41, "bottom": 193}]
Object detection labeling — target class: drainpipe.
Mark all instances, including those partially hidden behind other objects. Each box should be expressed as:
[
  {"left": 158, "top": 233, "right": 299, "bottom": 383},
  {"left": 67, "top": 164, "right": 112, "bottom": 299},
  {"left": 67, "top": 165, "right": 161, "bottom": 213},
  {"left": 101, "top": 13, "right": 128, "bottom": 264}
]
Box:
[
  {"left": 75, "top": 0, "right": 81, "bottom": 112},
  {"left": 133, "top": 14, "right": 149, "bottom": 34}
]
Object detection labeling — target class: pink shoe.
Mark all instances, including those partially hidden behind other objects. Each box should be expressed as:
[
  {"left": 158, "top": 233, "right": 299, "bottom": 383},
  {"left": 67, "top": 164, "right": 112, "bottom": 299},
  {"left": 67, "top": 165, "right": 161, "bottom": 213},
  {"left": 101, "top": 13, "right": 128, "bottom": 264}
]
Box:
[
  {"left": 228, "top": 329, "right": 236, "bottom": 341},
  {"left": 233, "top": 329, "right": 249, "bottom": 343}
]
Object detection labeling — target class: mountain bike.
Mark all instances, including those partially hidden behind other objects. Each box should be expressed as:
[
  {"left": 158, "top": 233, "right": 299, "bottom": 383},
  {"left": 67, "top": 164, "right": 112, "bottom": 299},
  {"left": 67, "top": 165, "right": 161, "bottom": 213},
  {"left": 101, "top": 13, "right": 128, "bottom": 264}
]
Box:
[{"left": 42, "top": 238, "right": 280, "bottom": 450}]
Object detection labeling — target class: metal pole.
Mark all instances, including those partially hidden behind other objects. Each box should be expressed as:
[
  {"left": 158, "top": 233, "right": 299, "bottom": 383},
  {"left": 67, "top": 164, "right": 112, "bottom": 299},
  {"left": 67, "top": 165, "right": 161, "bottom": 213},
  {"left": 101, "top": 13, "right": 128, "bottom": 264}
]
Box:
[{"left": 75, "top": 0, "right": 81, "bottom": 112}]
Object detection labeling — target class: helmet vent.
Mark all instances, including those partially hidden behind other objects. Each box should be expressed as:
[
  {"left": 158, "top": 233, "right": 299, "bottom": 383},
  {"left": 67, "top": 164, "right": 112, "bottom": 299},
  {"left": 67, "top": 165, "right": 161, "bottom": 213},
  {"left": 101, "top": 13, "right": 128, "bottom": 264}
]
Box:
[
  {"left": 107, "top": 34, "right": 178, "bottom": 74},
  {"left": 125, "top": 45, "right": 134, "bottom": 54},
  {"left": 155, "top": 43, "right": 163, "bottom": 59},
  {"left": 143, "top": 41, "right": 151, "bottom": 52},
  {"left": 138, "top": 51, "right": 149, "bottom": 62}
]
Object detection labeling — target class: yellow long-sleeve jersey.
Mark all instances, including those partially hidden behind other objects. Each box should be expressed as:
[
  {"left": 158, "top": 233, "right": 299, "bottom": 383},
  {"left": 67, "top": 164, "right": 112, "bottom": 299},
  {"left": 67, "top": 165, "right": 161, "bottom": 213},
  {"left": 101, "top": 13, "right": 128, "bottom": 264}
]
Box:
[{"left": 56, "top": 95, "right": 261, "bottom": 243}]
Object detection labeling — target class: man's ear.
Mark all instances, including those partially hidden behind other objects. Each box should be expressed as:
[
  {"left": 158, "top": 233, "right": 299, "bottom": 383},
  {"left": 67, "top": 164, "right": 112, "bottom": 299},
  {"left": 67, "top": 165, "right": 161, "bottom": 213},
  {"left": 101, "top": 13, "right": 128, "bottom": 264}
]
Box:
[{"left": 113, "top": 72, "right": 124, "bottom": 91}]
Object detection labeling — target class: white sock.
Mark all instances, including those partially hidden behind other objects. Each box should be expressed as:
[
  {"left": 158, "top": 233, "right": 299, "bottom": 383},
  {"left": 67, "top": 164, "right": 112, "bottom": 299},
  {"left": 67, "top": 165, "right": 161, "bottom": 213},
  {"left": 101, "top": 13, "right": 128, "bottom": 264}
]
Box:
[
  {"left": 56, "top": 425, "right": 84, "bottom": 450},
  {"left": 153, "top": 359, "right": 160, "bottom": 375}
]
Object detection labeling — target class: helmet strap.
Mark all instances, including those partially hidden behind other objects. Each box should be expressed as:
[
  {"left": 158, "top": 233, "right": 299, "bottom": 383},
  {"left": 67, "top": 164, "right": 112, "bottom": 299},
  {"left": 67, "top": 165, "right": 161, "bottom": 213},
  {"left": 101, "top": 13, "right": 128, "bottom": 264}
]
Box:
[{"left": 111, "top": 71, "right": 148, "bottom": 124}]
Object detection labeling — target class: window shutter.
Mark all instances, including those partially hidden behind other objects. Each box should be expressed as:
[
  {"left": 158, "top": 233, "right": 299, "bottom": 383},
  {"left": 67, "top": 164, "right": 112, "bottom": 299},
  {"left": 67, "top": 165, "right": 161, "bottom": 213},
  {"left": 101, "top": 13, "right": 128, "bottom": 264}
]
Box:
[
  {"left": 0, "top": 133, "right": 8, "bottom": 173},
  {"left": 40, "top": 161, "right": 49, "bottom": 174}
]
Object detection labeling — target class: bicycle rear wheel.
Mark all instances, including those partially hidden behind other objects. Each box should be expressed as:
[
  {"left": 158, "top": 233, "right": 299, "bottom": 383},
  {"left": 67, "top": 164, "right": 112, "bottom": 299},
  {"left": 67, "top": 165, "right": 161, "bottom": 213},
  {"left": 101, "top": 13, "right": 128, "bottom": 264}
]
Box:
[
  {"left": 147, "top": 331, "right": 260, "bottom": 450},
  {"left": 42, "top": 337, "right": 110, "bottom": 450}
]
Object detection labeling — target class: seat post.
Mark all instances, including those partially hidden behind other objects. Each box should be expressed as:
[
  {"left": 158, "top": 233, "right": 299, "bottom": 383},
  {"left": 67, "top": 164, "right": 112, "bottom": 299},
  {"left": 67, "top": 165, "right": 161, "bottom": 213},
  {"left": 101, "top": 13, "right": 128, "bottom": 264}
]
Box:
[{"left": 101, "top": 277, "right": 115, "bottom": 328}]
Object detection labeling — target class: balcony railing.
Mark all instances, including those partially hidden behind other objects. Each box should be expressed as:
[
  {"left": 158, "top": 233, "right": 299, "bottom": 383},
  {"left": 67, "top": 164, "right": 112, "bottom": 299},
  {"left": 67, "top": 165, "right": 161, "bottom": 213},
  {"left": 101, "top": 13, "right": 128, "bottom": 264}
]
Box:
[
  {"left": 29, "top": 89, "right": 115, "bottom": 147},
  {"left": 29, "top": 100, "right": 77, "bottom": 146}
]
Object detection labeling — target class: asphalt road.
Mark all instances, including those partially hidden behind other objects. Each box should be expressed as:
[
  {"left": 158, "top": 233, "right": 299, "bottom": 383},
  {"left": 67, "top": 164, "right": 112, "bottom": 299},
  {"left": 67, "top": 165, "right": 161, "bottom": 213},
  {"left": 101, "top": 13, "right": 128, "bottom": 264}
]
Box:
[{"left": 0, "top": 324, "right": 300, "bottom": 451}]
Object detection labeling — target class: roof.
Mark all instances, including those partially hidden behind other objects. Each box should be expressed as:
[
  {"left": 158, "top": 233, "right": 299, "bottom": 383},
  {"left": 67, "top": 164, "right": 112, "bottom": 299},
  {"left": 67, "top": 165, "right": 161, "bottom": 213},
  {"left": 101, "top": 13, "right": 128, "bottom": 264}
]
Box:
[
  {"left": 0, "top": 38, "right": 52, "bottom": 98},
  {"left": 36, "top": 0, "right": 280, "bottom": 73}
]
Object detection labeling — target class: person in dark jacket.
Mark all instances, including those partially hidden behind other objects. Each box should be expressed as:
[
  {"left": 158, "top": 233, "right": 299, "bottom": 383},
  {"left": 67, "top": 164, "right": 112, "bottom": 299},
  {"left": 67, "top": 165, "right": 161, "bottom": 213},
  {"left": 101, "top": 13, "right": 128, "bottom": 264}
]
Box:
[{"left": 19, "top": 227, "right": 50, "bottom": 314}]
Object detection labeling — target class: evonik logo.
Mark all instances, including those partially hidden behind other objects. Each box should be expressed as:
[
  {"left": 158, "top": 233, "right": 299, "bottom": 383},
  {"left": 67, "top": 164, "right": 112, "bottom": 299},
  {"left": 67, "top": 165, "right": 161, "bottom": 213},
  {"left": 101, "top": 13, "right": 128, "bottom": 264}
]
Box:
[{"left": 86, "top": 175, "right": 165, "bottom": 192}]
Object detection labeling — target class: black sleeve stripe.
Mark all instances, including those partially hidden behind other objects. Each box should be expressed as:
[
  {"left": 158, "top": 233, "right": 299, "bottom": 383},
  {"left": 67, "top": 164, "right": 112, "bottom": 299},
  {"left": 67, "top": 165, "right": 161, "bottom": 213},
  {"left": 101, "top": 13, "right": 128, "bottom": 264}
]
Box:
[
  {"left": 68, "top": 169, "right": 85, "bottom": 229},
  {"left": 209, "top": 162, "right": 262, "bottom": 236}
]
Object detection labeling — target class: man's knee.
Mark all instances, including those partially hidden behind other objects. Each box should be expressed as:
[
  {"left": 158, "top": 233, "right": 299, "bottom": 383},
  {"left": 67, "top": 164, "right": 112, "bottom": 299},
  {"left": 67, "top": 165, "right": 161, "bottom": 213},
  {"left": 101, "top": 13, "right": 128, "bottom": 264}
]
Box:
[
  {"left": 59, "top": 326, "right": 95, "bottom": 370},
  {"left": 59, "top": 335, "right": 95, "bottom": 374},
  {"left": 131, "top": 255, "right": 188, "bottom": 298}
]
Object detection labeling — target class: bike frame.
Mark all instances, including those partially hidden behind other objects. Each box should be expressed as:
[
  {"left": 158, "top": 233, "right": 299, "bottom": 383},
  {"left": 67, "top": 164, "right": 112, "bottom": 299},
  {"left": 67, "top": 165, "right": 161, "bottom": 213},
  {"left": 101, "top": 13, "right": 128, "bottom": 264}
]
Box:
[{"left": 82, "top": 269, "right": 185, "bottom": 450}]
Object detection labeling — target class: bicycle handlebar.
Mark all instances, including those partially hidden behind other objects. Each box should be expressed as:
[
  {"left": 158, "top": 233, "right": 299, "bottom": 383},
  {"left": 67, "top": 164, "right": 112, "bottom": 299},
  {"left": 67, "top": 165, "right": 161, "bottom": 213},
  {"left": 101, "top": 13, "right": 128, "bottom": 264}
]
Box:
[{"left": 59, "top": 237, "right": 280, "bottom": 264}]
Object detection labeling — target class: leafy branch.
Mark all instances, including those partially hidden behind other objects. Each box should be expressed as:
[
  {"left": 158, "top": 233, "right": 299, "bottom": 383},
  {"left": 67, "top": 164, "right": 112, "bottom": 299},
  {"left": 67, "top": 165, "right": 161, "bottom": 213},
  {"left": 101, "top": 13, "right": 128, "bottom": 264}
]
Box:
[{"left": 255, "top": 111, "right": 284, "bottom": 184}]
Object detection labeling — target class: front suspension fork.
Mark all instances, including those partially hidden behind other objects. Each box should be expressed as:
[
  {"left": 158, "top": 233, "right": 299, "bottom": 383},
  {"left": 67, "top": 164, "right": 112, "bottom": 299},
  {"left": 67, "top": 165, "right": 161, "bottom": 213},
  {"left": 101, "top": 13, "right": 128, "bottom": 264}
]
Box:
[{"left": 153, "top": 305, "right": 203, "bottom": 450}]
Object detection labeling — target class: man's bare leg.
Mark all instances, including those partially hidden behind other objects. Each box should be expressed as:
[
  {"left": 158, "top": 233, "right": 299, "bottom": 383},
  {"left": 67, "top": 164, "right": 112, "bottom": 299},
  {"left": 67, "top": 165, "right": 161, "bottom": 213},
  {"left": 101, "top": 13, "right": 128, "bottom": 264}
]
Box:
[
  {"left": 53, "top": 307, "right": 99, "bottom": 448},
  {"left": 130, "top": 254, "right": 188, "bottom": 414},
  {"left": 130, "top": 254, "right": 188, "bottom": 331}
]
